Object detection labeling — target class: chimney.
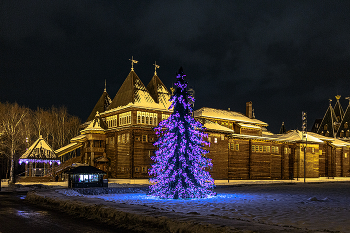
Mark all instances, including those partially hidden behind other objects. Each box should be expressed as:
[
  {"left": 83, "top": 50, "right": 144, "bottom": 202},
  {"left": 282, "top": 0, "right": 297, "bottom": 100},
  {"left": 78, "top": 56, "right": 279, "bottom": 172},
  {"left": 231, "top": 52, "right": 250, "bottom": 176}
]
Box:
[{"left": 246, "top": 101, "right": 253, "bottom": 118}]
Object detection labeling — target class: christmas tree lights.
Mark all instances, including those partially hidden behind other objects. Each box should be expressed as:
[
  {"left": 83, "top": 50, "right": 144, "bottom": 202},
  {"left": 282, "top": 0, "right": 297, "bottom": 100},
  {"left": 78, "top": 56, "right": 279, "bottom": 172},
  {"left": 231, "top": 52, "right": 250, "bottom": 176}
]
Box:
[{"left": 149, "top": 67, "right": 215, "bottom": 199}]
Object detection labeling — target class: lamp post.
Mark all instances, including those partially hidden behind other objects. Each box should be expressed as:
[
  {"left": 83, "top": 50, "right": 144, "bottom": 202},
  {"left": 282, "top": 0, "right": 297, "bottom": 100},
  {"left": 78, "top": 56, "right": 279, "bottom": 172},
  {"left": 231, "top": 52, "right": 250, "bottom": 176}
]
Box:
[{"left": 302, "top": 112, "right": 307, "bottom": 183}]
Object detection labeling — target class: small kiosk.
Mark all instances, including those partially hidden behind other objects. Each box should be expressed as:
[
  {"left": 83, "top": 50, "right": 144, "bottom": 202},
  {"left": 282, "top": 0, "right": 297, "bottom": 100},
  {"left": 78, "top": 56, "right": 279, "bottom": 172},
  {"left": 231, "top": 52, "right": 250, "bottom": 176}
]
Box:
[{"left": 66, "top": 165, "right": 107, "bottom": 188}]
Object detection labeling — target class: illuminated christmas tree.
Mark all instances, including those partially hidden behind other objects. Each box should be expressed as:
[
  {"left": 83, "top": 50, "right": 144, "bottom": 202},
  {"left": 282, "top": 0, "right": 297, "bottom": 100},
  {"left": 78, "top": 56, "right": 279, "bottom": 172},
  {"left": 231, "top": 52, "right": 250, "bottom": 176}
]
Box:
[{"left": 149, "top": 67, "right": 215, "bottom": 199}]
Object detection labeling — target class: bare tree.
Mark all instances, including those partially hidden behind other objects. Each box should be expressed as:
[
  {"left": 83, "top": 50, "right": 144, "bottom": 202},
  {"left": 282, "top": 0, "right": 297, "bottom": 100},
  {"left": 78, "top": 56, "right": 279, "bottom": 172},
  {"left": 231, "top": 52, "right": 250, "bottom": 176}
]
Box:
[{"left": 0, "top": 102, "right": 28, "bottom": 183}]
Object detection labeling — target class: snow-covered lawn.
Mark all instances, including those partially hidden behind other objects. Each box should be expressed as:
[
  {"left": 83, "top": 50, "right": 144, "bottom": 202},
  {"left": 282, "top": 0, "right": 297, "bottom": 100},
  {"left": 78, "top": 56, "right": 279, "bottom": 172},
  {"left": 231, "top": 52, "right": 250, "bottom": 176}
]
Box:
[{"left": 82, "top": 183, "right": 350, "bottom": 232}]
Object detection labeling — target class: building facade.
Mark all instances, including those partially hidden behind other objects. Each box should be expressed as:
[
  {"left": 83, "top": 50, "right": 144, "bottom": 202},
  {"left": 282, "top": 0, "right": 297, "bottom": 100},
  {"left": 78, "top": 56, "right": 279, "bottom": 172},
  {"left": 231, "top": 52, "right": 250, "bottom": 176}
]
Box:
[{"left": 57, "top": 68, "right": 350, "bottom": 180}]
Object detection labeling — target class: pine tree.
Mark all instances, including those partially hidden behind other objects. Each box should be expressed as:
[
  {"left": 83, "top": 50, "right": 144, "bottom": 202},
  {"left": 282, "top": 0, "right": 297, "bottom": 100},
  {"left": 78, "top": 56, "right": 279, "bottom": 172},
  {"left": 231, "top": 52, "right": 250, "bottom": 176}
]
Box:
[{"left": 149, "top": 67, "right": 215, "bottom": 199}]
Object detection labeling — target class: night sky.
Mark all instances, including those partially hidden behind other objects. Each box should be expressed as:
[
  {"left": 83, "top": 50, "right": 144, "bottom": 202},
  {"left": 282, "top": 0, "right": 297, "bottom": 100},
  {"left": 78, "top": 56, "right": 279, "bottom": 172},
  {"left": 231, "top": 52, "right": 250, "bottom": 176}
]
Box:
[{"left": 1, "top": 1, "right": 350, "bottom": 133}]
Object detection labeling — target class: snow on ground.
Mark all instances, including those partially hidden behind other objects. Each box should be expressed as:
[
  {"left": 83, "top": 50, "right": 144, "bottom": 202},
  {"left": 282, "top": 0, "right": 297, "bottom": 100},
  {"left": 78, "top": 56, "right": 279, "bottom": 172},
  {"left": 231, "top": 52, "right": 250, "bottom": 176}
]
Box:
[{"left": 82, "top": 183, "right": 350, "bottom": 232}]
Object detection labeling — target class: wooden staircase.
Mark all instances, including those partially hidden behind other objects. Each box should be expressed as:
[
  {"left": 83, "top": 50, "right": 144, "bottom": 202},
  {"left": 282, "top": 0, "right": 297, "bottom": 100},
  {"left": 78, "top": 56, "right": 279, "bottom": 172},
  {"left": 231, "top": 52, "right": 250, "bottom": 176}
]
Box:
[{"left": 45, "top": 155, "right": 83, "bottom": 177}]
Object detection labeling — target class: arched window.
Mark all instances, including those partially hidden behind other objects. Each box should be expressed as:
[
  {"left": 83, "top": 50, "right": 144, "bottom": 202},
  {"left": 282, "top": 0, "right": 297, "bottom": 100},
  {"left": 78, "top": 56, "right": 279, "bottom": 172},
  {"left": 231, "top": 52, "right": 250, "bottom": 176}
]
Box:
[
  {"left": 345, "top": 122, "right": 348, "bottom": 129},
  {"left": 324, "top": 124, "right": 328, "bottom": 131},
  {"left": 340, "top": 130, "right": 344, "bottom": 138},
  {"left": 347, "top": 130, "right": 350, "bottom": 137}
]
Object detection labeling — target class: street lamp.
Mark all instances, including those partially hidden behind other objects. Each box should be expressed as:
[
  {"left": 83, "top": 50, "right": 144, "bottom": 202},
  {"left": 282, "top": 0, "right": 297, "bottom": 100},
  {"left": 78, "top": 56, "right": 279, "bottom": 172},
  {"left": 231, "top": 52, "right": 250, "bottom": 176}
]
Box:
[{"left": 302, "top": 112, "right": 307, "bottom": 183}]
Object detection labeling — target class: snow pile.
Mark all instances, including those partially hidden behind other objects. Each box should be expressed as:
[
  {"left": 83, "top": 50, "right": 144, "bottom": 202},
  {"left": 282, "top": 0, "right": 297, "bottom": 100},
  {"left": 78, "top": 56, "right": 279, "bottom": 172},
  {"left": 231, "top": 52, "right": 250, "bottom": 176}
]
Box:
[
  {"left": 56, "top": 189, "right": 83, "bottom": 196},
  {"left": 26, "top": 191, "right": 234, "bottom": 233}
]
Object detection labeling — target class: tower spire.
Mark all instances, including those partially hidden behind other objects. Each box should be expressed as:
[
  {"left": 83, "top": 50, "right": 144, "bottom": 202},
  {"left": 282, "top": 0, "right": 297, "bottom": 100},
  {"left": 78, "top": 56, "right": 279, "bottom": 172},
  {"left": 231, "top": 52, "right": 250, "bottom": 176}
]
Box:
[
  {"left": 104, "top": 79, "right": 106, "bottom": 92},
  {"left": 129, "top": 56, "right": 138, "bottom": 71},
  {"left": 153, "top": 61, "right": 160, "bottom": 75},
  {"left": 346, "top": 97, "right": 350, "bottom": 106}
]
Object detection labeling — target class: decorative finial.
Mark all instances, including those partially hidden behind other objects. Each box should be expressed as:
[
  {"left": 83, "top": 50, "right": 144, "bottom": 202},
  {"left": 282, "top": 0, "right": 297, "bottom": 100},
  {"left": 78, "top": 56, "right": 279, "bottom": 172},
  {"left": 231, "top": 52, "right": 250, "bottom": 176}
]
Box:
[
  {"left": 153, "top": 61, "right": 160, "bottom": 75},
  {"left": 170, "top": 87, "right": 175, "bottom": 95},
  {"left": 129, "top": 56, "right": 138, "bottom": 71},
  {"left": 346, "top": 97, "right": 350, "bottom": 105},
  {"left": 336, "top": 95, "right": 341, "bottom": 100},
  {"left": 329, "top": 99, "right": 333, "bottom": 105},
  {"left": 104, "top": 79, "right": 106, "bottom": 92}
]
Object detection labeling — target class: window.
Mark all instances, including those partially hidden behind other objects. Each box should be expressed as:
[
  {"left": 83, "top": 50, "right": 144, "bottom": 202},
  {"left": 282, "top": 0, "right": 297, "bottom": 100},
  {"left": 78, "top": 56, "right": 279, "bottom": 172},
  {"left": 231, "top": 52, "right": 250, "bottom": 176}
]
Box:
[
  {"left": 148, "top": 150, "right": 152, "bottom": 157},
  {"left": 214, "top": 138, "right": 217, "bottom": 143},
  {"left": 324, "top": 124, "right": 328, "bottom": 131},
  {"left": 221, "top": 135, "right": 225, "bottom": 140},
  {"left": 275, "top": 146, "right": 279, "bottom": 154},
  {"left": 135, "top": 167, "right": 140, "bottom": 172},
  {"left": 119, "top": 112, "right": 131, "bottom": 126},
  {"left": 325, "top": 131, "right": 329, "bottom": 137},
  {"left": 142, "top": 167, "right": 147, "bottom": 173},
  {"left": 162, "top": 114, "right": 170, "bottom": 121},
  {"left": 267, "top": 146, "right": 270, "bottom": 153},
  {"left": 135, "top": 137, "right": 140, "bottom": 141},
  {"left": 311, "top": 147, "right": 315, "bottom": 153},
  {"left": 272, "top": 146, "right": 275, "bottom": 153},
  {"left": 284, "top": 147, "right": 288, "bottom": 154},
  {"left": 122, "top": 134, "right": 125, "bottom": 143},
  {"left": 126, "top": 133, "right": 129, "bottom": 143},
  {"left": 259, "top": 146, "right": 263, "bottom": 152},
  {"left": 345, "top": 122, "right": 348, "bottom": 129},
  {"left": 341, "top": 130, "right": 344, "bottom": 138},
  {"left": 228, "top": 143, "right": 230, "bottom": 149},
  {"left": 142, "top": 135, "right": 148, "bottom": 142},
  {"left": 106, "top": 138, "right": 109, "bottom": 144},
  {"left": 106, "top": 115, "right": 118, "bottom": 127},
  {"left": 118, "top": 135, "right": 121, "bottom": 143},
  {"left": 347, "top": 130, "right": 350, "bottom": 137},
  {"left": 263, "top": 146, "right": 266, "bottom": 152},
  {"left": 231, "top": 143, "right": 234, "bottom": 150},
  {"left": 252, "top": 145, "right": 255, "bottom": 152},
  {"left": 235, "top": 144, "right": 239, "bottom": 151},
  {"left": 345, "top": 153, "right": 348, "bottom": 158}
]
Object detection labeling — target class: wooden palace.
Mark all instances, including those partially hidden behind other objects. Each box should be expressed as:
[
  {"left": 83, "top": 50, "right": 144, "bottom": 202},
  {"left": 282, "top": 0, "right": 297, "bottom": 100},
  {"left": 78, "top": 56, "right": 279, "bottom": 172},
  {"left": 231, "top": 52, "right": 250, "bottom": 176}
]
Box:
[{"left": 55, "top": 63, "right": 350, "bottom": 180}]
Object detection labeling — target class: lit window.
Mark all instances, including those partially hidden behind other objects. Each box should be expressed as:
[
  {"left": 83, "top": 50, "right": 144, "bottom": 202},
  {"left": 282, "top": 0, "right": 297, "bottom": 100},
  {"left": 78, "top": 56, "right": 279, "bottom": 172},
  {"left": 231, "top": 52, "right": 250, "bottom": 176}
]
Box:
[
  {"left": 231, "top": 143, "right": 234, "bottom": 150},
  {"left": 267, "top": 146, "right": 270, "bottom": 153},
  {"left": 142, "top": 135, "right": 148, "bottom": 142},
  {"left": 324, "top": 124, "right": 328, "bottom": 131},
  {"left": 259, "top": 146, "right": 263, "bottom": 152},
  {"left": 263, "top": 146, "right": 266, "bottom": 152},
  {"left": 221, "top": 135, "right": 225, "bottom": 140},
  {"left": 272, "top": 146, "right": 275, "bottom": 153},
  {"left": 118, "top": 135, "right": 121, "bottom": 143},
  {"left": 126, "top": 133, "right": 129, "bottom": 143},
  {"left": 312, "top": 147, "right": 315, "bottom": 153},
  {"left": 252, "top": 145, "right": 255, "bottom": 152},
  {"left": 122, "top": 134, "right": 125, "bottom": 143},
  {"left": 345, "top": 122, "right": 348, "bottom": 129},
  {"left": 214, "top": 138, "right": 217, "bottom": 143},
  {"left": 228, "top": 143, "right": 230, "bottom": 149},
  {"left": 275, "top": 146, "right": 279, "bottom": 153}
]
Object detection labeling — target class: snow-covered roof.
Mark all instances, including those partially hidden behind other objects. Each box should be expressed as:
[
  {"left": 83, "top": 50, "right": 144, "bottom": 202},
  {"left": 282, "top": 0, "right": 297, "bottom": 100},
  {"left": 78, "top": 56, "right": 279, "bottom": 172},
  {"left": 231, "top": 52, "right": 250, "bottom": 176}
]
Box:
[
  {"left": 204, "top": 120, "right": 234, "bottom": 133},
  {"left": 108, "top": 71, "right": 171, "bottom": 112},
  {"left": 308, "top": 132, "right": 350, "bottom": 147},
  {"left": 81, "top": 112, "right": 105, "bottom": 134},
  {"left": 237, "top": 123, "right": 262, "bottom": 130},
  {"left": 276, "top": 130, "right": 324, "bottom": 143},
  {"left": 20, "top": 136, "right": 57, "bottom": 160},
  {"left": 70, "top": 134, "right": 86, "bottom": 143},
  {"left": 194, "top": 107, "right": 268, "bottom": 126},
  {"left": 55, "top": 142, "right": 83, "bottom": 157}
]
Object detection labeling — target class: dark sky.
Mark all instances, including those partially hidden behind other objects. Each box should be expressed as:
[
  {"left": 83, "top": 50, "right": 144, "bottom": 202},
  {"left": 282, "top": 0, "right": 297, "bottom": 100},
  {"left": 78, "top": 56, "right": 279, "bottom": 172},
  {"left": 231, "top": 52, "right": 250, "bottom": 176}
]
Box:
[{"left": 1, "top": 1, "right": 350, "bottom": 133}]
